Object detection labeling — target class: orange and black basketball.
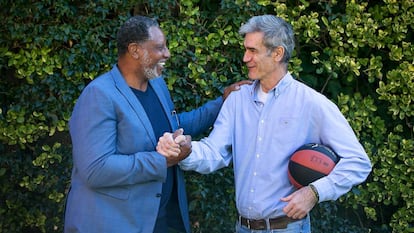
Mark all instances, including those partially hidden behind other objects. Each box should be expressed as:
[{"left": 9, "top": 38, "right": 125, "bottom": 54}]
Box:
[{"left": 288, "top": 143, "right": 340, "bottom": 189}]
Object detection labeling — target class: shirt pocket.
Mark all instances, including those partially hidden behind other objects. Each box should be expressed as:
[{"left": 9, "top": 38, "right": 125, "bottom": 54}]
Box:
[{"left": 273, "top": 117, "right": 301, "bottom": 144}]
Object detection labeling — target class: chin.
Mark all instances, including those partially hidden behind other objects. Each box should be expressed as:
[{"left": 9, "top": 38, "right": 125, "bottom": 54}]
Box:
[
  {"left": 144, "top": 68, "right": 161, "bottom": 80},
  {"left": 144, "top": 73, "right": 157, "bottom": 80},
  {"left": 248, "top": 75, "right": 259, "bottom": 80}
]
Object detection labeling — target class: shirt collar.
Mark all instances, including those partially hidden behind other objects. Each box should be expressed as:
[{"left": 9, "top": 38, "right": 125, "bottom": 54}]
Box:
[{"left": 251, "top": 72, "right": 294, "bottom": 101}]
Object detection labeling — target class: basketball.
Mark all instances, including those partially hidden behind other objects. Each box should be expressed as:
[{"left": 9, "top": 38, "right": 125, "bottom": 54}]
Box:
[{"left": 288, "top": 143, "right": 340, "bottom": 189}]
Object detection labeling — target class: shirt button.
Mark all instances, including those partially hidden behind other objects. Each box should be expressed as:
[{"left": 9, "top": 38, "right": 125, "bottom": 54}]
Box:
[
  {"left": 253, "top": 172, "right": 257, "bottom": 176},
  {"left": 256, "top": 154, "right": 260, "bottom": 158},
  {"left": 156, "top": 193, "right": 162, "bottom": 198}
]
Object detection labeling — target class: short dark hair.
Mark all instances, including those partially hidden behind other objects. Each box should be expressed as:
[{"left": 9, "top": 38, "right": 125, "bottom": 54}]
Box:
[{"left": 116, "top": 15, "right": 159, "bottom": 56}]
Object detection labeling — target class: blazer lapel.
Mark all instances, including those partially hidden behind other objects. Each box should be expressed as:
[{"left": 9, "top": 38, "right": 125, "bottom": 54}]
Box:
[
  {"left": 109, "top": 65, "right": 157, "bottom": 145},
  {"left": 150, "top": 77, "right": 176, "bottom": 131}
]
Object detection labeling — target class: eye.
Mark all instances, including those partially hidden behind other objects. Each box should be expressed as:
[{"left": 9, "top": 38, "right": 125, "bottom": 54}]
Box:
[{"left": 247, "top": 48, "right": 256, "bottom": 53}]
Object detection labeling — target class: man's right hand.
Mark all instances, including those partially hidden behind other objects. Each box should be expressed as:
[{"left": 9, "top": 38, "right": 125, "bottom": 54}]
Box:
[
  {"left": 222, "top": 80, "right": 253, "bottom": 100},
  {"left": 156, "top": 129, "right": 192, "bottom": 167}
]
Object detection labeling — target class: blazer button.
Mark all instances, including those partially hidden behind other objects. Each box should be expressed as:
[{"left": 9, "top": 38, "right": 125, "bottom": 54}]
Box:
[{"left": 156, "top": 193, "right": 162, "bottom": 198}]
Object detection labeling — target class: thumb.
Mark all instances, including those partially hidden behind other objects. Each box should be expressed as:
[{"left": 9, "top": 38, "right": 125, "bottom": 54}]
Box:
[
  {"left": 280, "top": 194, "right": 293, "bottom": 202},
  {"left": 173, "top": 128, "right": 184, "bottom": 139}
]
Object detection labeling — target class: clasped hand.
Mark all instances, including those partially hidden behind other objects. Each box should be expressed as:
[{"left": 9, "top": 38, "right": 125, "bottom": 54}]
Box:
[{"left": 156, "top": 128, "right": 192, "bottom": 167}]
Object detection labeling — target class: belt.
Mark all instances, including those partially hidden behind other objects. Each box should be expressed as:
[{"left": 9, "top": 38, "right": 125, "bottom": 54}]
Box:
[{"left": 239, "top": 215, "right": 300, "bottom": 230}]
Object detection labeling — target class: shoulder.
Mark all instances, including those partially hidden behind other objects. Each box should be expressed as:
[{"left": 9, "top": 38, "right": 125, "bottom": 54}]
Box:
[
  {"left": 82, "top": 72, "right": 113, "bottom": 93},
  {"left": 289, "top": 79, "right": 342, "bottom": 119},
  {"left": 292, "top": 79, "right": 333, "bottom": 103},
  {"left": 223, "top": 82, "right": 252, "bottom": 105}
]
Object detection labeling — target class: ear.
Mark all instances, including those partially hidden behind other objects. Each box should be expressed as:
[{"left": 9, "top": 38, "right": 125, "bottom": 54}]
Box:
[
  {"left": 127, "top": 43, "right": 140, "bottom": 59},
  {"left": 272, "top": 46, "right": 284, "bottom": 62}
]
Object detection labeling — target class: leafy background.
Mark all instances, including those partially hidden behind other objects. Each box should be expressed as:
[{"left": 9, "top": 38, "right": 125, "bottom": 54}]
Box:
[{"left": 0, "top": 0, "right": 413, "bottom": 232}]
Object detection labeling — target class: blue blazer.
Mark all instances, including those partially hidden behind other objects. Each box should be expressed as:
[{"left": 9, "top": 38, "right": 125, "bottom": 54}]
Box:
[{"left": 64, "top": 65, "right": 222, "bottom": 233}]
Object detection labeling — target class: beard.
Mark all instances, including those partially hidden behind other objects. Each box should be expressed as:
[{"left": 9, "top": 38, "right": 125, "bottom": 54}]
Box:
[
  {"left": 143, "top": 67, "right": 159, "bottom": 80},
  {"left": 142, "top": 50, "right": 161, "bottom": 80}
]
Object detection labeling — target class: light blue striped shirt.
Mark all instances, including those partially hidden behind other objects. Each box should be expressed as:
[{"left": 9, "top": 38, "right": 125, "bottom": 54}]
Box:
[{"left": 180, "top": 72, "right": 372, "bottom": 220}]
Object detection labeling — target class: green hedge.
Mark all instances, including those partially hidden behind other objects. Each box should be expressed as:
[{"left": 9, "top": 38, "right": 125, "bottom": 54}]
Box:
[{"left": 0, "top": 0, "right": 413, "bottom": 232}]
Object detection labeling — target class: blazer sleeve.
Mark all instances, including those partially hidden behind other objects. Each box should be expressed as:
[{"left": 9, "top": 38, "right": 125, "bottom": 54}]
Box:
[
  {"left": 151, "top": 76, "right": 223, "bottom": 137},
  {"left": 178, "top": 97, "right": 223, "bottom": 137}
]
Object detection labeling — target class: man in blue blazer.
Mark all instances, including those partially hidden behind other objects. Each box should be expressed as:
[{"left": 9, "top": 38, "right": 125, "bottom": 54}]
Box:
[{"left": 64, "top": 15, "right": 250, "bottom": 233}]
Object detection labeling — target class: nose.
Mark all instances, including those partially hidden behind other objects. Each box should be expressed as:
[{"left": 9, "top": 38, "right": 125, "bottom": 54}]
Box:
[
  {"left": 243, "top": 51, "right": 251, "bottom": 63},
  {"left": 164, "top": 47, "right": 171, "bottom": 59}
]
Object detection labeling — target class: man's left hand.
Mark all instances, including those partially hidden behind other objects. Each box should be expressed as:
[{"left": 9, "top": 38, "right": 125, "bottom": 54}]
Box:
[{"left": 280, "top": 186, "right": 318, "bottom": 219}]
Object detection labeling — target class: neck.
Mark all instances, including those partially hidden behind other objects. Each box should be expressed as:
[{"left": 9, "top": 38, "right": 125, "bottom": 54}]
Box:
[
  {"left": 260, "top": 70, "right": 287, "bottom": 93},
  {"left": 117, "top": 59, "right": 148, "bottom": 91}
]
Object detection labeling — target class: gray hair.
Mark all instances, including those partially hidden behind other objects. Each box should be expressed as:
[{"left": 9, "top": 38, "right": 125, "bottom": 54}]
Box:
[
  {"left": 116, "top": 15, "right": 159, "bottom": 56},
  {"left": 239, "top": 15, "right": 295, "bottom": 63}
]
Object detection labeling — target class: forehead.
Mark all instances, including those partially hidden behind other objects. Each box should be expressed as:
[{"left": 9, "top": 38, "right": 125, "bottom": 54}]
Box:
[
  {"left": 243, "top": 31, "right": 265, "bottom": 49},
  {"left": 146, "top": 26, "right": 166, "bottom": 45}
]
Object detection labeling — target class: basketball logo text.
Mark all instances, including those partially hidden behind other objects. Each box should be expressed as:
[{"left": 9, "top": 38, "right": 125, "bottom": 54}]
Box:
[{"left": 310, "top": 155, "right": 329, "bottom": 167}]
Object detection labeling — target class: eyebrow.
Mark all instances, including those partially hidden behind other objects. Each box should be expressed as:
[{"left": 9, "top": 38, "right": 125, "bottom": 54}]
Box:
[{"left": 245, "top": 46, "right": 257, "bottom": 51}]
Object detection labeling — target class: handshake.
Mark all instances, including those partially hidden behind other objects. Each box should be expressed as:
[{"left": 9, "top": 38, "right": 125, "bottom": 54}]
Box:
[{"left": 156, "top": 128, "right": 192, "bottom": 167}]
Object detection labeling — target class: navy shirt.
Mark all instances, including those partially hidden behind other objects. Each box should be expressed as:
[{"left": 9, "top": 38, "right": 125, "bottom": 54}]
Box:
[{"left": 131, "top": 84, "right": 175, "bottom": 232}]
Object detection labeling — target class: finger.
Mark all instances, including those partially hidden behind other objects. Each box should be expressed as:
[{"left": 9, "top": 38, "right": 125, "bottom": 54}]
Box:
[
  {"left": 178, "top": 135, "right": 191, "bottom": 147},
  {"left": 174, "top": 135, "right": 186, "bottom": 144},
  {"left": 235, "top": 80, "right": 253, "bottom": 87},
  {"left": 282, "top": 194, "right": 296, "bottom": 216},
  {"left": 285, "top": 207, "right": 298, "bottom": 218},
  {"left": 282, "top": 203, "right": 293, "bottom": 215},
  {"left": 169, "top": 148, "right": 181, "bottom": 157},
  {"left": 162, "top": 132, "right": 174, "bottom": 142},
  {"left": 185, "top": 135, "right": 192, "bottom": 142},
  {"left": 156, "top": 144, "right": 170, "bottom": 157},
  {"left": 157, "top": 138, "right": 180, "bottom": 157},
  {"left": 232, "top": 84, "right": 240, "bottom": 91},
  {"left": 173, "top": 128, "right": 184, "bottom": 139},
  {"left": 159, "top": 133, "right": 179, "bottom": 148},
  {"left": 162, "top": 147, "right": 180, "bottom": 157}
]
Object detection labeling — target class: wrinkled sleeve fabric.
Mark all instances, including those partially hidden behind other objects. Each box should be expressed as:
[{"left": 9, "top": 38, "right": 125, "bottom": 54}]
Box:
[
  {"left": 310, "top": 96, "right": 372, "bottom": 202},
  {"left": 179, "top": 96, "right": 233, "bottom": 173}
]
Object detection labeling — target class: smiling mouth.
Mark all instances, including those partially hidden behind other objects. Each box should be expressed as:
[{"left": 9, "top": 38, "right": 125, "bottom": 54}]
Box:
[{"left": 158, "top": 62, "right": 166, "bottom": 68}]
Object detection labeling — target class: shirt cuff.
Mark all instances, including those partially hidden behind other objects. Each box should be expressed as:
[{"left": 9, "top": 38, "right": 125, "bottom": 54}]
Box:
[{"left": 311, "top": 178, "right": 335, "bottom": 203}]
